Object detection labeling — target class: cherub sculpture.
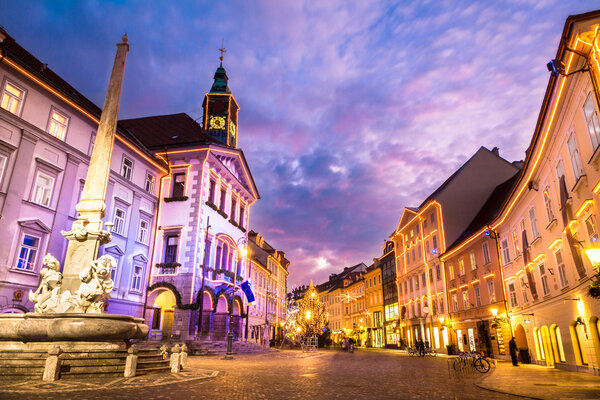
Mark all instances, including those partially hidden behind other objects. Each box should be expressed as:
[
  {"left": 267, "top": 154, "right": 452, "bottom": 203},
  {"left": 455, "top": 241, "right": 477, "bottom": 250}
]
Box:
[
  {"left": 28, "top": 254, "right": 63, "bottom": 313},
  {"left": 71, "top": 255, "right": 116, "bottom": 313}
]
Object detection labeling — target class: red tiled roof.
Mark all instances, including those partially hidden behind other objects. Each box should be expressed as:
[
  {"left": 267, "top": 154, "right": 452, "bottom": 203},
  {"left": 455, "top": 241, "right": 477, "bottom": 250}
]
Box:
[{"left": 119, "top": 113, "right": 218, "bottom": 149}]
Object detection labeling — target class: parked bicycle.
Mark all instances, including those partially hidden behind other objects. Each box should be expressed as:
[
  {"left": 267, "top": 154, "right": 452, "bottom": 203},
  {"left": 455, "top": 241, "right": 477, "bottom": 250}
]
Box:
[{"left": 407, "top": 346, "right": 418, "bottom": 356}]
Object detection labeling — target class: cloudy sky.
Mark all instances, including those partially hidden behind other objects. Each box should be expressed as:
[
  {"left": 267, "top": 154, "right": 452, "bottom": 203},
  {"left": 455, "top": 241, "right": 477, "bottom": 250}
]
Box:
[{"left": 1, "top": 0, "right": 594, "bottom": 287}]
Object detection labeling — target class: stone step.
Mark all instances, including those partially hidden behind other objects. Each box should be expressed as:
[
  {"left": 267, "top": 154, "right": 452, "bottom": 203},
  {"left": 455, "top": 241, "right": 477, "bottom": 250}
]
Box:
[
  {"left": 1, "top": 358, "right": 46, "bottom": 366},
  {"left": 61, "top": 357, "right": 127, "bottom": 366},
  {"left": 135, "top": 366, "right": 172, "bottom": 376},
  {"left": 61, "top": 363, "right": 125, "bottom": 374},
  {"left": 136, "top": 360, "right": 170, "bottom": 369},
  {"left": 0, "top": 351, "right": 47, "bottom": 359}
]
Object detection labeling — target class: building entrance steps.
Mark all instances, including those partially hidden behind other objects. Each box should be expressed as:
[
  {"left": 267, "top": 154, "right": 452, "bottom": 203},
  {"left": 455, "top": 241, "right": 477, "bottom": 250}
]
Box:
[
  {"left": 476, "top": 360, "right": 600, "bottom": 399},
  {"left": 185, "top": 338, "right": 279, "bottom": 356}
]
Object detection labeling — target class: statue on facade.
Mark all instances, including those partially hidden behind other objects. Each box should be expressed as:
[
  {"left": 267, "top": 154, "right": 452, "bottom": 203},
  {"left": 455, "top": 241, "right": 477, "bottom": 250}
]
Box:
[
  {"left": 70, "top": 255, "right": 115, "bottom": 313},
  {"left": 28, "top": 254, "right": 63, "bottom": 313}
]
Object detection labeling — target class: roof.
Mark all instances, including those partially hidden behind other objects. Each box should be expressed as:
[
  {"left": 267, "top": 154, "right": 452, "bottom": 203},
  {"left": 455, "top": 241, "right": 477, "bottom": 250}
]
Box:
[
  {"left": 444, "top": 171, "right": 521, "bottom": 253},
  {"left": 418, "top": 147, "right": 514, "bottom": 208},
  {"left": 119, "top": 113, "right": 218, "bottom": 149}
]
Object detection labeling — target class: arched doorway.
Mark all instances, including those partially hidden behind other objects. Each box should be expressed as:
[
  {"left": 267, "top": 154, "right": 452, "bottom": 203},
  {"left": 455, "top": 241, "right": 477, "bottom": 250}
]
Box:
[
  {"left": 232, "top": 298, "right": 242, "bottom": 339},
  {"left": 149, "top": 289, "right": 176, "bottom": 340},
  {"left": 514, "top": 324, "right": 530, "bottom": 363},
  {"left": 213, "top": 295, "right": 229, "bottom": 340},
  {"left": 199, "top": 292, "right": 213, "bottom": 336}
]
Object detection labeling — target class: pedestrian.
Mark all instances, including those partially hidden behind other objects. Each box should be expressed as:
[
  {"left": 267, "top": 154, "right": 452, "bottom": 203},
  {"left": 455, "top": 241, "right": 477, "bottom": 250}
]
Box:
[
  {"left": 509, "top": 337, "right": 519, "bottom": 366},
  {"left": 418, "top": 339, "right": 425, "bottom": 357}
]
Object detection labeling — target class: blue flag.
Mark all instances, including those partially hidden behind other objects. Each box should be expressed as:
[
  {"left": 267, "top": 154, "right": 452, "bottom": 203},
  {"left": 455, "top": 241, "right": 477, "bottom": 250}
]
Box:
[{"left": 240, "top": 280, "right": 255, "bottom": 303}]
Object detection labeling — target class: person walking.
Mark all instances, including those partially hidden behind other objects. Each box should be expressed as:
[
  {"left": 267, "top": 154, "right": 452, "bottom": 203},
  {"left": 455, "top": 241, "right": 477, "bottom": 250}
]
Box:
[
  {"left": 509, "top": 337, "right": 519, "bottom": 366},
  {"left": 418, "top": 339, "right": 425, "bottom": 357}
]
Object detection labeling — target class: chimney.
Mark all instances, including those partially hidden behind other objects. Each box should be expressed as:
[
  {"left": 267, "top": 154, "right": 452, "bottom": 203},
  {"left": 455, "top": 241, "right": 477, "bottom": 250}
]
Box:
[{"left": 491, "top": 147, "right": 499, "bottom": 156}]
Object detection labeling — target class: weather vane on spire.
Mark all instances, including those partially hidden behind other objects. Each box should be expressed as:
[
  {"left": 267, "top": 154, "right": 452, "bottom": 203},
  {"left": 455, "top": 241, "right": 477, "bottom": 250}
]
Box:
[{"left": 218, "top": 39, "right": 226, "bottom": 65}]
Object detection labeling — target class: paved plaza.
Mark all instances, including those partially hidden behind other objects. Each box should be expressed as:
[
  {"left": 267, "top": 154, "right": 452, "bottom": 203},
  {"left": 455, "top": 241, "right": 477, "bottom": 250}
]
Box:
[{"left": 0, "top": 348, "right": 599, "bottom": 399}]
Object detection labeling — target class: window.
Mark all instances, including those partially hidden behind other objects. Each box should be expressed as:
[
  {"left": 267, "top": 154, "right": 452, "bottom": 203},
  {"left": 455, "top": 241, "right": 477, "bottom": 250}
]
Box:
[
  {"left": 415, "top": 275, "right": 419, "bottom": 290},
  {"left": 409, "top": 279, "right": 413, "bottom": 292},
  {"left": 0, "top": 152, "right": 7, "bottom": 185},
  {"left": 425, "top": 241, "right": 430, "bottom": 255},
  {"left": 469, "top": 251, "right": 476, "bottom": 270},
  {"left": 512, "top": 230, "right": 520, "bottom": 255},
  {"left": 508, "top": 282, "right": 518, "bottom": 307},
  {"left": 474, "top": 285, "right": 481, "bottom": 307},
  {"left": 529, "top": 208, "right": 539, "bottom": 239},
  {"left": 501, "top": 239, "right": 510, "bottom": 265},
  {"left": 555, "top": 248, "right": 568, "bottom": 288},
  {"left": 452, "top": 294, "right": 458, "bottom": 312},
  {"left": 431, "top": 213, "right": 435, "bottom": 223},
  {"left": 439, "top": 298, "right": 444, "bottom": 313},
  {"left": 404, "top": 281, "right": 408, "bottom": 293},
  {"left": 436, "top": 264, "right": 441, "bottom": 280},
  {"left": 412, "top": 248, "right": 415, "bottom": 262},
  {"left": 520, "top": 277, "right": 529, "bottom": 303},
  {"left": 121, "top": 157, "right": 133, "bottom": 180},
  {"left": 585, "top": 214, "right": 598, "bottom": 243},
  {"left": 556, "top": 160, "right": 565, "bottom": 181},
  {"left": 1, "top": 80, "right": 25, "bottom": 115},
  {"left": 423, "top": 219, "right": 427, "bottom": 229},
  {"left": 172, "top": 173, "right": 185, "bottom": 197},
  {"left": 138, "top": 219, "right": 149, "bottom": 244},
  {"left": 432, "top": 235, "right": 437, "bottom": 250},
  {"left": 482, "top": 242, "right": 491, "bottom": 264},
  {"left": 112, "top": 207, "right": 126, "bottom": 235},
  {"left": 584, "top": 93, "right": 600, "bottom": 151},
  {"left": 448, "top": 263, "right": 455, "bottom": 280},
  {"left": 230, "top": 196, "right": 237, "bottom": 220},
  {"left": 131, "top": 265, "right": 143, "bottom": 292},
  {"left": 429, "top": 268, "right": 433, "bottom": 284},
  {"left": 48, "top": 109, "right": 69, "bottom": 140},
  {"left": 458, "top": 258, "right": 465, "bottom": 276},
  {"left": 15, "top": 234, "right": 40, "bottom": 271},
  {"left": 418, "top": 245, "right": 422, "bottom": 259},
  {"left": 487, "top": 279, "right": 496, "bottom": 303},
  {"left": 567, "top": 133, "right": 584, "bottom": 180},
  {"left": 421, "top": 272, "right": 426, "bottom": 287},
  {"left": 462, "top": 290, "right": 469, "bottom": 310},
  {"left": 164, "top": 235, "right": 179, "bottom": 263},
  {"left": 539, "top": 263, "right": 550, "bottom": 296},
  {"left": 145, "top": 173, "right": 155, "bottom": 194},
  {"left": 543, "top": 188, "right": 554, "bottom": 222},
  {"left": 31, "top": 170, "right": 55, "bottom": 207},
  {"left": 219, "top": 187, "right": 226, "bottom": 211},
  {"left": 209, "top": 179, "right": 216, "bottom": 203}
]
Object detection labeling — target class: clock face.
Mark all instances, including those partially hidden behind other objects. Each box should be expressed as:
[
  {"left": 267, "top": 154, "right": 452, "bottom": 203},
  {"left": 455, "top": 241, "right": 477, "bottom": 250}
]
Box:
[
  {"left": 209, "top": 116, "right": 226, "bottom": 130},
  {"left": 229, "top": 121, "right": 236, "bottom": 137}
]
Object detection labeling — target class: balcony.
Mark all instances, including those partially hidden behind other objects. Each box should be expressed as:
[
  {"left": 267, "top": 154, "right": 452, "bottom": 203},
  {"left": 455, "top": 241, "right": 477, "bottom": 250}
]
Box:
[{"left": 155, "top": 262, "right": 180, "bottom": 275}]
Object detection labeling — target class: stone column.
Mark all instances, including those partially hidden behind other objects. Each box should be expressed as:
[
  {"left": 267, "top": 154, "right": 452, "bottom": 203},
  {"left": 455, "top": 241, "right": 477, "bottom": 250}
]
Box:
[
  {"left": 42, "top": 345, "right": 63, "bottom": 382},
  {"left": 170, "top": 344, "right": 181, "bottom": 373},
  {"left": 124, "top": 344, "right": 138, "bottom": 378},
  {"left": 61, "top": 36, "right": 129, "bottom": 294}
]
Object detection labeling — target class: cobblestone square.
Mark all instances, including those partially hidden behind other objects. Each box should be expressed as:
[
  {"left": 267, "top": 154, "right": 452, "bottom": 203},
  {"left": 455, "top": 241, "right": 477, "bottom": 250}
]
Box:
[{"left": 0, "top": 349, "right": 534, "bottom": 400}]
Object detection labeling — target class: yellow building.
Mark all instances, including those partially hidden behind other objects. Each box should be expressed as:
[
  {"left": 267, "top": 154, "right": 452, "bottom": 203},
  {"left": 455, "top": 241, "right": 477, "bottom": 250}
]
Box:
[{"left": 364, "top": 264, "right": 384, "bottom": 347}]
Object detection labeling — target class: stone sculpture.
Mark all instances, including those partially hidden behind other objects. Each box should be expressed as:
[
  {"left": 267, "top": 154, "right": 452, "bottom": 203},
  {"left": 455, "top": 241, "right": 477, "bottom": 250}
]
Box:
[
  {"left": 71, "top": 255, "right": 116, "bottom": 313},
  {"left": 28, "top": 254, "right": 63, "bottom": 313},
  {"left": 28, "top": 253, "right": 116, "bottom": 314}
]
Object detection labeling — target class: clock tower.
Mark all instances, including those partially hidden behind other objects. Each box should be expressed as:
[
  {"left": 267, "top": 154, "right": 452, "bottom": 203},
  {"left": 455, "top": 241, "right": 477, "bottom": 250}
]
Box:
[{"left": 202, "top": 50, "right": 239, "bottom": 148}]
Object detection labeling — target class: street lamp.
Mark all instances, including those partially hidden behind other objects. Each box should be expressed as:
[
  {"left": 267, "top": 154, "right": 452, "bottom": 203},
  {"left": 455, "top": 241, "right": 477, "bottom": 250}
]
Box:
[{"left": 224, "top": 238, "right": 247, "bottom": 360}]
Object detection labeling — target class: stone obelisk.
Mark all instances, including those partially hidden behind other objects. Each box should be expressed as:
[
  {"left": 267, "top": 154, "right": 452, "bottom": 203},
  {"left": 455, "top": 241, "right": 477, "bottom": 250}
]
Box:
[{"left": 61, "top": 35, "right": 129, "bottom": 295}]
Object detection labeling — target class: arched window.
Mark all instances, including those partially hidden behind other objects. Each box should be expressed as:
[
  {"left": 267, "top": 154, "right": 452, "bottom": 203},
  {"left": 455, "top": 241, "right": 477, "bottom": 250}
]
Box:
[
  {"left": 570, "top": 320, "right": 588, "bottom": 365},
  {"left": 550, "top": 325, "right": 566, "bottom": 363},
  {"left": 533, "top": 327, "right": 545, "bottom": 360},
  {"left": 222, "top": 243, "right": 229, "bottom": 271}
]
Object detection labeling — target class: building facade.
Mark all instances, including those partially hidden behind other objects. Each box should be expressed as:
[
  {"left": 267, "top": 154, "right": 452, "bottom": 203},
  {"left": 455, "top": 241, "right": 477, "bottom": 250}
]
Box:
[
  {"left": 392, "top": 147, "right": 520, "bottom": 351},
  {"left": 378, "top": 240, "right": 400, "bottom": 347},
  {"left": 364, "top": 263, "right": 384, "bottom": 347},
  {"left": 247, "top": 231, "right": 289, "bottom": 345}
]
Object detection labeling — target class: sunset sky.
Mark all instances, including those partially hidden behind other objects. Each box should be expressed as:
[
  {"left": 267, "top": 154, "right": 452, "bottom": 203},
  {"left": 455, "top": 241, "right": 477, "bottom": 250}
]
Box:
[{"left": 1, "top": 1, "right": 594, "bottom": 287}]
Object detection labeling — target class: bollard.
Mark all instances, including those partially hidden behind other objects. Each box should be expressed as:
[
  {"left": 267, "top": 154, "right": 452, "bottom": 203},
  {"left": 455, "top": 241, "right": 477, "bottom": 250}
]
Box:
[
  {"left": 170, "top": 344, "right": 181, "bottom": 373},
  {"left": 124, "top": 344, "right": 139, "bottom": 378},
  {"left": 160, "top": 344, "right": 168, "bottom": 360},
  {"left": 43, "top": 345, "right": 63, "bottom": 382},
  {"left": 180, "top": 344, "right": 188, "bottom": 370}
]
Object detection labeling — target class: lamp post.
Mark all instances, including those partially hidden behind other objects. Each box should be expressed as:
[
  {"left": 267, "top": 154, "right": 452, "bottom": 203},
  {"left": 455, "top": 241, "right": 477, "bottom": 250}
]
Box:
[{"left": 224, "top": 238, "right": 247, "bottom": 360}]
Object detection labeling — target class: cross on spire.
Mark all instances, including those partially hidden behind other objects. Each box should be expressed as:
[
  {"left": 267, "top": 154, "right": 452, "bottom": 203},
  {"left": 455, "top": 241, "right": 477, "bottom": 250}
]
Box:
[{"left": 218, "top": 39, "right": 226, "bottom": 65}]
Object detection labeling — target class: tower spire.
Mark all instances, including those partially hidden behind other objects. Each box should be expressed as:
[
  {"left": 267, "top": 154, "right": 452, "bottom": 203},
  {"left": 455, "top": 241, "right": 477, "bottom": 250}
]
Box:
[{"left": 218, "top": 39, "right": 226, "bottom": 66}]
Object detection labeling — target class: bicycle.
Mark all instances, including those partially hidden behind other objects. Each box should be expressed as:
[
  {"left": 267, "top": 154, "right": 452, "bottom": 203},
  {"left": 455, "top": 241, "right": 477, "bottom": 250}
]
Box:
[
  {"left": 473, "top": 353, "right": 491, "bottom": 373},
  {"left": 407, "top": 346, "right": 418, "bottom": 356}
]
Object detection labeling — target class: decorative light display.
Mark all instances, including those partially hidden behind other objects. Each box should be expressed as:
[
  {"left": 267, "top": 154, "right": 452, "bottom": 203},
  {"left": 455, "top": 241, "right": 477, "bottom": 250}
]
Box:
[{"left": 282, "top": 281, "right": 326, "bottom": 343}]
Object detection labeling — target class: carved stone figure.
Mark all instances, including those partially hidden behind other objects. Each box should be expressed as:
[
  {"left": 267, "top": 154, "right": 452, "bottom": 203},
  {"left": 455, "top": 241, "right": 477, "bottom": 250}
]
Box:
[
  {"left": 71, "top": 255, "right": 116, "bottom": 313},
  {"left": 28, "top": 254, "right": 63, "bottom": 313}
]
